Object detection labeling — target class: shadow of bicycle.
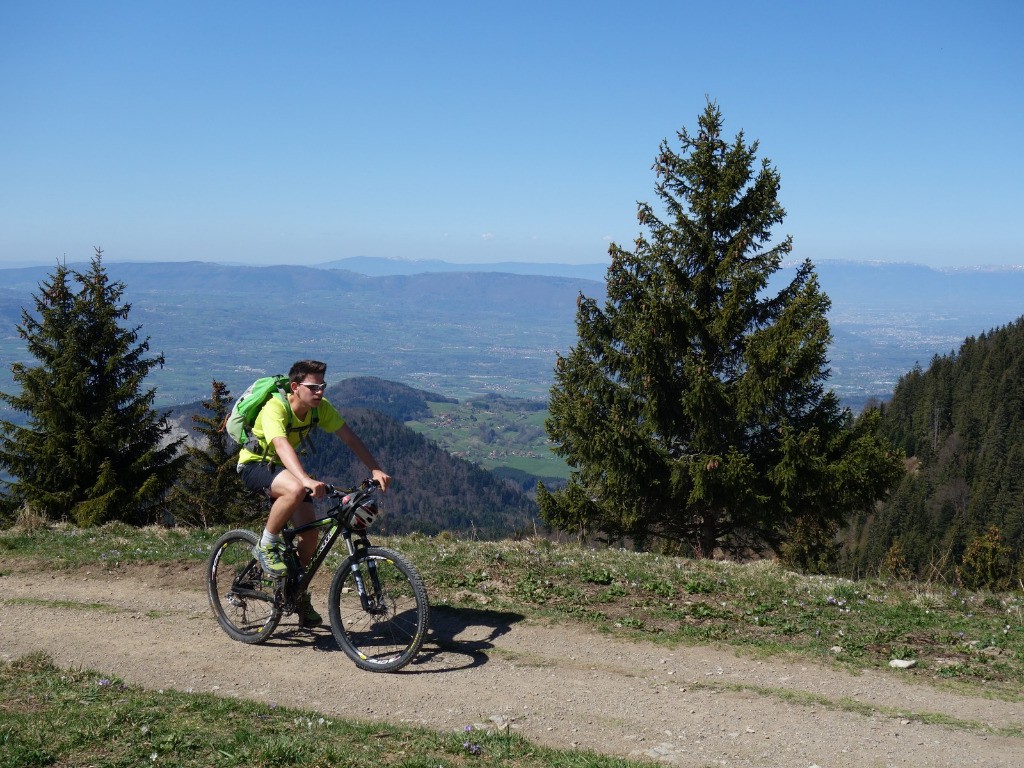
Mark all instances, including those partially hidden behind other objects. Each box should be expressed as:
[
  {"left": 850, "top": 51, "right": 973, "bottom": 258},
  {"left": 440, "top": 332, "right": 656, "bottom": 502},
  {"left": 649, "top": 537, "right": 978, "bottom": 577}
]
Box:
[
  {"left": 264, "top": 605, "right": 525, "bottom": 674},
  {"left": 411, "top": 606, "right": 526, "bottom": 672}
]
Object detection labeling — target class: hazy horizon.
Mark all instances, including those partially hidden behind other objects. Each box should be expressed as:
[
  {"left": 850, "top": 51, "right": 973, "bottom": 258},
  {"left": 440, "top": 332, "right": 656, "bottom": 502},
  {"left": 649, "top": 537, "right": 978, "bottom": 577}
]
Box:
[{"left": 4, "top": 254, "right": 1024, "bottom": 275}]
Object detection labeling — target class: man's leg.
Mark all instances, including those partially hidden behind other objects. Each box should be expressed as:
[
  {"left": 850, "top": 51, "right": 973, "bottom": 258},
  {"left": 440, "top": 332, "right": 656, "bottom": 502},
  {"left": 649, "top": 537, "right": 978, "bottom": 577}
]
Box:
[
  {"left": 266, "top": 469, "right": 318, "bottom": 567},
  {"left": 266, "top": 468, "right": 321, "bottom": 627}
]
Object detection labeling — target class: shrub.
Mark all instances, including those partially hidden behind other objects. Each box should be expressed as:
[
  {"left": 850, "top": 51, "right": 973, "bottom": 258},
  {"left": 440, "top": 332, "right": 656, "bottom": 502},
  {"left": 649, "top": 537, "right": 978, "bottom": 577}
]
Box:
[{"left": 959, "top": 526, "right": 1012, "bottom": 591}]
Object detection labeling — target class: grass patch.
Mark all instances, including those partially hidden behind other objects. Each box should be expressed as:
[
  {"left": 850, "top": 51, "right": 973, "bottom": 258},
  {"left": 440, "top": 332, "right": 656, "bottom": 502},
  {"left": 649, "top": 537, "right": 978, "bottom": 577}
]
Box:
[
  {"left": 0, "top": 653, "right": 656, "bottom": 768},
  {"left": 0, "top": 521, "right": 220, "bottom": 568},
  {"left": 679, "top": 679, "right": 1022, "bottom": 737}
]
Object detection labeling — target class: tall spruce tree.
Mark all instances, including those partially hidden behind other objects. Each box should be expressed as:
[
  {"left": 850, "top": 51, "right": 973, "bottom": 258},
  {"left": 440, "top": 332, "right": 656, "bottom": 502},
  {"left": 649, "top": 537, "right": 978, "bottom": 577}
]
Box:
[
  {"left": 0, "top": 249, "right": 184, "bottom": 525},
  {"left": 540, "top": 102, "right": 902, "bottom": 558},
  {"left": 168, "top": 380, "right": 258, "bottom": 527}
]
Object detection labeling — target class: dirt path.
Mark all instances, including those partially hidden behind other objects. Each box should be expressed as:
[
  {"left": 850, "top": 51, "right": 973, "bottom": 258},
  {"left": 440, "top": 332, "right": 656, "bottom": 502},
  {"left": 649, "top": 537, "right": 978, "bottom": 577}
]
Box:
[{"left": 1, "top": 563, "right": 1022, "bottom": 767}]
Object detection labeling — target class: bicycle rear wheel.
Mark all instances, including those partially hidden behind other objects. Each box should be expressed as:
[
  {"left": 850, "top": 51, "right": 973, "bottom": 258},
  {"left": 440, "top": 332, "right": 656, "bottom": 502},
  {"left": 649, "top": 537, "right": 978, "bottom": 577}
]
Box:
[
  {"left": 327, "top": 546, "right": 429, "bottom": 672},
  {"left": 207, "top": 529, "right": 280, "bottom": 643}
]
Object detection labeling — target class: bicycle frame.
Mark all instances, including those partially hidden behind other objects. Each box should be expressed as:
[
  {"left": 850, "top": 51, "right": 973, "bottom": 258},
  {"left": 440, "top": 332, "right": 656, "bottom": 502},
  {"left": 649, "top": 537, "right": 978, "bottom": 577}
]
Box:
[{"left": 275, "top": 483, "right": 378, "bottom": 613}]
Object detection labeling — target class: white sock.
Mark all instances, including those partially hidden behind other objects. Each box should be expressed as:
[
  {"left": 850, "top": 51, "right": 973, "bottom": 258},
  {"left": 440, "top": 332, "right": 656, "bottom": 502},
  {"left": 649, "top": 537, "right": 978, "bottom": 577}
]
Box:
[{"left": 260, "top": 530, "right": 284, "bottom": 549}]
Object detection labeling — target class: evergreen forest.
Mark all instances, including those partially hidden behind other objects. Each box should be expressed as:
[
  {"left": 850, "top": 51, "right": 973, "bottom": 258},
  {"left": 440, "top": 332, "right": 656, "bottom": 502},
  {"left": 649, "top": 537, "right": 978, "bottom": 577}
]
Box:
[
  {"left": 844, "top": 318, "right": 1024, "bottom": 586},
  {"left": 303, "top": 407, "right": 539, "bottom": 539}
]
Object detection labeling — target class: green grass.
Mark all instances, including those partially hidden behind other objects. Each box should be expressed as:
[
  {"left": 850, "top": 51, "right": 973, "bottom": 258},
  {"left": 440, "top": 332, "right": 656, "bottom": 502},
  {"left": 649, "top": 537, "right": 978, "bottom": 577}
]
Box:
[
  {"left": 670, "top": 679, "right": 1023, "bottom": 737},
  {"left": 0, "top": 653, "right": 656, "bottom": 768},
  {"left": 0, "top": 520, "right": 221, "bottom": 568}
]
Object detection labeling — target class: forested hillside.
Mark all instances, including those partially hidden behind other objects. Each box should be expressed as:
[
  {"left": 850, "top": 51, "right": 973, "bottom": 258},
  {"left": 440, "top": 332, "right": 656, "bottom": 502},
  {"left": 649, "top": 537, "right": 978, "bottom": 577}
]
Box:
[
  {"left": 844, "top": 318, "right": 1024, "bottom": 580},
  {"left": 326, "top": 376, "right": 458, "bottom": 421},
  {"left": 167, "top": 377, "right": 538, "bottom": 539},
  {"left": 304, "top": 408, "right": 538, "bottom": 538}
]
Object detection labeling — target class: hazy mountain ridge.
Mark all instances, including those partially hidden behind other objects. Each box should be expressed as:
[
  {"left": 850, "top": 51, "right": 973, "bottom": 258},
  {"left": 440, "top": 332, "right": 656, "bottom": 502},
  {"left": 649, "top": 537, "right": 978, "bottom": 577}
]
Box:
[
  {"left": 0, "top": 261, "right": 594, "bottom": 410},
  {"left": 6, "top": 256, "right": 1022, "bottom": 313},
  {"left": 0, "top": 261, "right": 371, "bottom": 295},
  {"left": 802, "top": 260, "right": 1024, "bottom": 309},
  {"left": 314, "top": 256, "right": 609, "bottom": 282},
  {"left": 2, "top": 258, "right": 1023, "bottom": 415},
  {"left": 318, "top": 256, "right": 1024, "bottom": 313}
]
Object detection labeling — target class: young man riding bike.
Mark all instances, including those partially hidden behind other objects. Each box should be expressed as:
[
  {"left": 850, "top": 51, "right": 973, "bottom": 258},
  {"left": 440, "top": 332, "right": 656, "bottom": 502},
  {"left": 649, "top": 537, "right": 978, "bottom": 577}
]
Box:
[{"left": 236, "top": 359, "right": 391, "bottom": 627}]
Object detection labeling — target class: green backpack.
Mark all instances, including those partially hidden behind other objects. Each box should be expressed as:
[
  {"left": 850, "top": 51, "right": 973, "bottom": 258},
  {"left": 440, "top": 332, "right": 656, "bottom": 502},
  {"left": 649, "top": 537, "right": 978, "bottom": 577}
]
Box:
[{"left": 224, "top": 375, "right": 319, "bottom": 455}]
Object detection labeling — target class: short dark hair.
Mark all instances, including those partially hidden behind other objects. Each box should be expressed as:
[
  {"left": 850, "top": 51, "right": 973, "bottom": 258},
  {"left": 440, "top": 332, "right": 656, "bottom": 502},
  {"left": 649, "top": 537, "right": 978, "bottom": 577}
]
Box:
[{"left": 289, "top": 359, "right": 327, "bottom": 384}]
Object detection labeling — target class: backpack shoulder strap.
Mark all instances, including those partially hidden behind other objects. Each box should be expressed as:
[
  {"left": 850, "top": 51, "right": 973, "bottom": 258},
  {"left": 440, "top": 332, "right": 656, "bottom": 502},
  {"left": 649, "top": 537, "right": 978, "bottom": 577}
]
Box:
[
  {"left": 304, "top": 407, "right": 320, "bottom": 453},
  {"left": 282, "top": 399, "right": 319, "bottom": 455}
]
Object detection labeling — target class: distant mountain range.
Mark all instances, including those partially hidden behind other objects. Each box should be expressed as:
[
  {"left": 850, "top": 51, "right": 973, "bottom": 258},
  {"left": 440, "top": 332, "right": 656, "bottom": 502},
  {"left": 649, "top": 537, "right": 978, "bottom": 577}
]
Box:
[
  {"left": 316, "top": 255, "right": 1024, "bottom": 315},
  {"left": 0, "top": 260, "right": 595, "bottom": 413},
  {"left": 314, "top": 256, "right": 610, "bottom": 282},
  {"left": 2, "top": 257, "right": 1023, "bottom": 415}
]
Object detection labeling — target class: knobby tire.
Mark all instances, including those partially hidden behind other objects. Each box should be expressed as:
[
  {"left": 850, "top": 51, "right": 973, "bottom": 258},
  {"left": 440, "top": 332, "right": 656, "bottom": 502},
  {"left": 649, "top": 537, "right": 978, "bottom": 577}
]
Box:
[
  {"left": 207, "top": 528, "right": 281, "bottom": 643},
  {"left": 327, "top": 546, "right": 429, "bottom": 672}
]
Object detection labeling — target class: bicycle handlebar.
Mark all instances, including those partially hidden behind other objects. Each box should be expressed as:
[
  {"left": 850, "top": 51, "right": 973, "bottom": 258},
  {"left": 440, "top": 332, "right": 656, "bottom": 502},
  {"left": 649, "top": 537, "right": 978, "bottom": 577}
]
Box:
[{"left": 325, "top": 478, "right": 380, "bottom": 497}]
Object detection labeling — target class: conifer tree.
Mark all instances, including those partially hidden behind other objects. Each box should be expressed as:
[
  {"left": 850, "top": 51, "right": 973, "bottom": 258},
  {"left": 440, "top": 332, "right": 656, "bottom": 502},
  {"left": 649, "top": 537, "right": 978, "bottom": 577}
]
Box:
[
  {"left": 0, "top": 249, "right": 185, "bottom": 525},
  {"left": 540, "top": 102, "right": 902, "bottom": 558},
  {"left": 168, "top": 380, "right": 257, "bottom": 527},
  {"left": 849, "top": 316, "right": 1024, "bottom": 578}
]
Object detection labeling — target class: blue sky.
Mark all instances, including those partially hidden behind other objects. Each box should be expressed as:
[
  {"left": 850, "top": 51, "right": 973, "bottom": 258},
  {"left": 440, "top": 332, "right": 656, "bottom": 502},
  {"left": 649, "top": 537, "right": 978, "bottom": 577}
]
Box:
[{"left": 2, "top": 1, "right": 1021, "bottom": 269}]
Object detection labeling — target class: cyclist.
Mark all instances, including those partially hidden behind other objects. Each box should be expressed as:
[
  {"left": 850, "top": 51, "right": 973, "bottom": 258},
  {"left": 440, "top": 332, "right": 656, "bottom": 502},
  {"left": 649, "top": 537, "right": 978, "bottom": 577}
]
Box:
[{"left": 237, "top": 359, "right": 391, "bottom": 627}]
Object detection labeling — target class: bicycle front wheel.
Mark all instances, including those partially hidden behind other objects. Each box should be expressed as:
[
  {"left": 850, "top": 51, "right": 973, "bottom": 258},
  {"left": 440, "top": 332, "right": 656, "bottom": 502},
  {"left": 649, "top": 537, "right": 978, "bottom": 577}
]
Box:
[
  {"left": 207, "top": 529, "right": 281, "bottom": 644},
  {"left": 327, "top": 546, "right": 429, "bottom": 672}
]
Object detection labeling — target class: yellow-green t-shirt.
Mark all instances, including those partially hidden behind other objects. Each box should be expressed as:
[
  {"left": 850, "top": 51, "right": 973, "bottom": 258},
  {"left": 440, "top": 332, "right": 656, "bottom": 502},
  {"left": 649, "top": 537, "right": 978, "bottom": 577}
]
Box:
[{"left": 237, "top": 395, "right": 345, "bottom": 464}]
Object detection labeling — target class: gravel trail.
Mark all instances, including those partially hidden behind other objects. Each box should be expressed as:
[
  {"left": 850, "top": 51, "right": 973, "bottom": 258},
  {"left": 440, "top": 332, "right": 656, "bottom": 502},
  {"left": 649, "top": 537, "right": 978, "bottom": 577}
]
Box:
[{"left": 1, "top": 563, "right": 1021, "bottom": 767}]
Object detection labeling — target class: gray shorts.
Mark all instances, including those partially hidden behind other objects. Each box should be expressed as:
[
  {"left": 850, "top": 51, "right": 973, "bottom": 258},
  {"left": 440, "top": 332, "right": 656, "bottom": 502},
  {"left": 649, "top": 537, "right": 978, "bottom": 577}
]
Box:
[
  {"left": 237, "top": 461, "right": 286, "bottom": 495},
  {"left": 237, "top": 462, "right": 313, "bottom": 501}
]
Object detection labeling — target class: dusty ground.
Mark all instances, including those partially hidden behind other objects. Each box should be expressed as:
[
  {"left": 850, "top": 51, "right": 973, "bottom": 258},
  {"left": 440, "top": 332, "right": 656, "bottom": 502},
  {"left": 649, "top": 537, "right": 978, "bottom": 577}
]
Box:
[{"left": 1, "top": 561, "right": 1022, "bottom": 768}]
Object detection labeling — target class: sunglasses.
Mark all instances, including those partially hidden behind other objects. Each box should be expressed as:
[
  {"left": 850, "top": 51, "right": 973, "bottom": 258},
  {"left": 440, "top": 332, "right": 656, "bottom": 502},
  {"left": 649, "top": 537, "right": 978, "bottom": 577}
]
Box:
[{"left": 298, "top": 383, "right": 327, "bottom": 393}]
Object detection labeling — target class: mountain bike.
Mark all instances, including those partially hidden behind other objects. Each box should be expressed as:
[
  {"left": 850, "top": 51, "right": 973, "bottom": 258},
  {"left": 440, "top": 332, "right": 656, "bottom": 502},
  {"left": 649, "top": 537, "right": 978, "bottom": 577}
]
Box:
[{"left": 206, "top": 479, "right": 429, "bottom": 672}]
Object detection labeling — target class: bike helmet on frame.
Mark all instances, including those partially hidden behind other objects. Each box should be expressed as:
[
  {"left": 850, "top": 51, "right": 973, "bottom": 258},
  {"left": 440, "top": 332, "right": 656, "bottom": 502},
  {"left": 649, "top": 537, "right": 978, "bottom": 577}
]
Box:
[{"left": 345, "top": 497, "right": 378, "bottom": 530}]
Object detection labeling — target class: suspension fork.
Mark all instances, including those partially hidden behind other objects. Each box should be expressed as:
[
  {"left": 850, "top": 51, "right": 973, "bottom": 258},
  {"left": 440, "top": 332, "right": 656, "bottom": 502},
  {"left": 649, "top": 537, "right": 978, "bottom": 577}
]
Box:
[{"left": 342, "top": 530, "right": 383, "bottom": 612}]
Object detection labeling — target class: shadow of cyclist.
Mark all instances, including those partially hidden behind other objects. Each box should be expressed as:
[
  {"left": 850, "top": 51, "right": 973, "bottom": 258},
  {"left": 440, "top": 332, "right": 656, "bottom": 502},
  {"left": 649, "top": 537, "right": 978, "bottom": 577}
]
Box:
[
  {"left": 412, "top": 606, "right": 525, "bottom": 672},
  {"left": 270, "top": 606, "right": 525, "bottom": 673}
]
